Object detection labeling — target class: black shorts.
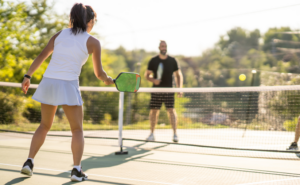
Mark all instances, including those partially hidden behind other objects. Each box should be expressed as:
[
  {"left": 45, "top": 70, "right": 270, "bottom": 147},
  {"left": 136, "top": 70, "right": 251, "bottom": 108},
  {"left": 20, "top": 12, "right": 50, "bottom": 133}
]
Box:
[{"left": 149, "top": 93, "right": 175, "bottom": 109}]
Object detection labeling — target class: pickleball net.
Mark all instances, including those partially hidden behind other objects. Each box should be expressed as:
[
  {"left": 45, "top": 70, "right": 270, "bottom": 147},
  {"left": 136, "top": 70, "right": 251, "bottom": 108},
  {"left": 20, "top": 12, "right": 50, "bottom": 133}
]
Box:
[{"left": 0, "top": 81, "right": 299, "bottom": 159}]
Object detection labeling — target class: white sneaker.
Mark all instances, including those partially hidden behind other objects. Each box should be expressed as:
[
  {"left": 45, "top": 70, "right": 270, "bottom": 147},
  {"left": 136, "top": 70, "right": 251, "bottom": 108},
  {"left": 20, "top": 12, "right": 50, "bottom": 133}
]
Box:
[
  {"left": 21, "top": 159, "right": 34, "bottom": 176},
  {"left": 173, "top": 134, "right": 178, "bottom": 142},
  {"left": 146, "top": 134, "right": 155, "bottom": 141}
]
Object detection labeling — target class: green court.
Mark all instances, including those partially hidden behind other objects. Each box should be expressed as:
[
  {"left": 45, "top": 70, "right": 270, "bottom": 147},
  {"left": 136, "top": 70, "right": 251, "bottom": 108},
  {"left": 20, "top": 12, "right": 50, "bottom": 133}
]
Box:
[{"left": 1, "top": 131, "right": 300, "bottom": 185}]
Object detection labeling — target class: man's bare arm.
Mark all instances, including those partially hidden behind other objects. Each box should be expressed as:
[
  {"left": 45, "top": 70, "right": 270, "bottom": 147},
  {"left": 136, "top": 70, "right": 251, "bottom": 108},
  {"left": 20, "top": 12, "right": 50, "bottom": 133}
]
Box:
[
  {"left": 145, "top": 70, "right": 161, "bottom": 85},
  {"left": 174, "top": 69, "right": 183, "bottom": 88}
]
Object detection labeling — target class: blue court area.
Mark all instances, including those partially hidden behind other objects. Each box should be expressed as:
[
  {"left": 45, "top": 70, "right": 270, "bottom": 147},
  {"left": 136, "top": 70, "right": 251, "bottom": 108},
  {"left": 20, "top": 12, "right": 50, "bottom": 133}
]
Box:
[{"left": 1, "top": 131, "right": 300, "bottom": 185}]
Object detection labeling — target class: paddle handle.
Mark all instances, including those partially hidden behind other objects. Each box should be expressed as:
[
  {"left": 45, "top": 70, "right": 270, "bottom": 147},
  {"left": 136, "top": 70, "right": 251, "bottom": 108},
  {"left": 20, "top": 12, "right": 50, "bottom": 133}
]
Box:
[{"left": 113, "top": 79, "right": 116, "bottom": 83}]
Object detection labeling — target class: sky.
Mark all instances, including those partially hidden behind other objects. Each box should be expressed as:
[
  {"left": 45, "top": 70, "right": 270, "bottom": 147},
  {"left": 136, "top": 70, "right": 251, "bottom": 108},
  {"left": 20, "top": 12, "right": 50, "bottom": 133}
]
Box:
[{"left": 16, "top": 0, "right": 300, "bottom": 56}]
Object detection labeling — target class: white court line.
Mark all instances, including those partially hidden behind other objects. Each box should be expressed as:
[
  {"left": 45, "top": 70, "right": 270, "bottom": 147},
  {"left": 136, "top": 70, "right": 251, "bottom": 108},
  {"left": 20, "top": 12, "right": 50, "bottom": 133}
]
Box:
[
  {"left": 0, "top": 163, "right": 180, "bottom": 185},
  {"left": 236, "top": 177, "right": 300, "bottom": 185}
]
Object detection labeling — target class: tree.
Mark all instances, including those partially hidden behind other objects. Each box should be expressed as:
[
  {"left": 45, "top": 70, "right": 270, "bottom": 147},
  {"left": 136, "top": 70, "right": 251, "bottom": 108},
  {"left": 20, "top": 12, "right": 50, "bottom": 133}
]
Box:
[
  {"left": 240, "top": 49, "right": 267, "bottom": 69},
  {"left": 0, "top": 0, "right": 68, "bottom": 83},
  {"left": 263, "top": 27, "right": 299, "bottom": 52},
  {"left": 217, "top": 27, "right": 261, "bottom": 64}
]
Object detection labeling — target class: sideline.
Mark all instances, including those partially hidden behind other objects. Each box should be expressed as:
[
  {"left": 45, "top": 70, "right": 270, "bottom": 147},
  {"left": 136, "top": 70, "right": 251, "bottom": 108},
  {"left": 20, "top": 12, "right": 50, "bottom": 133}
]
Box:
[{"left": 236, "top": 177, "right": 300, "bottom": 185}]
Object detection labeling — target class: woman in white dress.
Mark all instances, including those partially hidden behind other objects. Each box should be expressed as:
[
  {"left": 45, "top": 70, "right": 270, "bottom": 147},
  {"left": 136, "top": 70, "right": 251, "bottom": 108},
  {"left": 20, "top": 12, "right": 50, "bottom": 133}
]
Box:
[{"left": 20, "top": 3, "right": 113, "bottom": 181}]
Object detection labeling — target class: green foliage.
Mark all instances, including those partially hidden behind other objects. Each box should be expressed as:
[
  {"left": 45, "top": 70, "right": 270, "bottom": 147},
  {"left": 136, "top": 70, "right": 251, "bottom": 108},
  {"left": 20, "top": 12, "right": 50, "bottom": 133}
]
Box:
[
  {"left": 263, "top": 27, "right": 300, "bottom": 52},
  {"left": 284, "top": 117, "right": 298, "bottom": 131},
  {"left": 240, "top": 49, "right": 267, "bottom": 69},
  {"left": 0, "top": 0, "right": 68, "bottom": 84},
  {"left": 23, "top": 96, "right": 41, "bottom": 123},
  {"left": 0, "top": 91, "right": 26, "bottom": 124},
  {"left": 175, "top": 95, "right": 191, "bottom": 124},
  {"left": 82, "top": 91, "right": 119, "bottom": 124},
  {"left": 218, "top": 27, "right": 261, "bottom": 59}
]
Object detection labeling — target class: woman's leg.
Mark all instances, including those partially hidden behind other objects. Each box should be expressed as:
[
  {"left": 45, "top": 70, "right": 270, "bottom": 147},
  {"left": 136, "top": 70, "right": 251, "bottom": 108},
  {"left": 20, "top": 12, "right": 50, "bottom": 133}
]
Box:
[
  {"left": 28, "top": 103, "right": 57, "bottom": 158},
  {"left": 62, "top": 105, "right": 84, "bottom": 166}
]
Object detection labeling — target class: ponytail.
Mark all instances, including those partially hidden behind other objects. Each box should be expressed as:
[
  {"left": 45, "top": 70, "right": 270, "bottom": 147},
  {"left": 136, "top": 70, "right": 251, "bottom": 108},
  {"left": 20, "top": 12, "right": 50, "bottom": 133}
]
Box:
[{"left": 70, "top": 3, "right": 87, "bottom": 35}]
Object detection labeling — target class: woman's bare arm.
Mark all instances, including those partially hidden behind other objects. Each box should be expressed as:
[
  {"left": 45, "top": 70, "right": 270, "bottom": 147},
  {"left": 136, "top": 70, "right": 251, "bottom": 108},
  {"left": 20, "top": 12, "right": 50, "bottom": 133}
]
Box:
[
  {"left": 22, "top": 31, "right": 61, "bottom": 94},
  {"left": 26, "top": 31, "right": 61, "bottom": 76},
  {"left": 87, "top": 36, "right": 113, "bottom": 84}
]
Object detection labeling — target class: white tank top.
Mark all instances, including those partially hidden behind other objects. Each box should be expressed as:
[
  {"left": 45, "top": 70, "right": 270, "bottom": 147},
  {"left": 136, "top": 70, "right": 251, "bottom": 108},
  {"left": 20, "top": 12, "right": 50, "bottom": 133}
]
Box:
[{"left": 43, "top": 28, "right": 91, "bottom": 81}]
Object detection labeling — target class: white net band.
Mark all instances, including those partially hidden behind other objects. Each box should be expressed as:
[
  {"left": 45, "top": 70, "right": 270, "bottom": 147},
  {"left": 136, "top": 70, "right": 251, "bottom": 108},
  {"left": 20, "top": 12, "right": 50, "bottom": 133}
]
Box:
[{"left": 1, "top": 82, "right": 300, "bottom": 93}]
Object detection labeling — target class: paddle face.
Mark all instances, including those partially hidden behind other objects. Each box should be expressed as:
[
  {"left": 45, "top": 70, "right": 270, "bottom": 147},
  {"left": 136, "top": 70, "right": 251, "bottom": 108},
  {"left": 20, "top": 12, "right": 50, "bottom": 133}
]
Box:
[
  {"left": 114, "top": 72, "right": 141, "bottom": 92},
  {"left": 157, "top": 62, "right": 163, "bottom": 80}
]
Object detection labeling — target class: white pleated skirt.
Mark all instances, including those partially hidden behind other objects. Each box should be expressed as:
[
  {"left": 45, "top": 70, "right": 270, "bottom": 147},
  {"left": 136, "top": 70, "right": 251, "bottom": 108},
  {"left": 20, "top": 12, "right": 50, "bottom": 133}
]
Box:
[{"left": 32, "top": 77, "right": 83, "bottom": 106}]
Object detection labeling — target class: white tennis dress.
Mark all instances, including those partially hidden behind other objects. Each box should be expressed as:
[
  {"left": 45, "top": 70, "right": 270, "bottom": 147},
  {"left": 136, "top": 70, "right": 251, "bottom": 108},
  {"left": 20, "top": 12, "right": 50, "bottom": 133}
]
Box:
[{"left": 32, "top": 28, "right": 91, "bottom": 106}]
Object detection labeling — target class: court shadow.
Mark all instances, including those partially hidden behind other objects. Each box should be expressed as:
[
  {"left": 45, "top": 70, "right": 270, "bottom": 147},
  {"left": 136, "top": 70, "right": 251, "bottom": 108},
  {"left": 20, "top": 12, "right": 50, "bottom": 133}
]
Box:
[
  {"left": 61, "top": 180, "right": 130, "bottom": 185},
  {"left": 81, "top": 142, "right": 167, "bottom": 170},
  {"left": 56, "top": 142, "right": 167, "bottom": 179},
  {"left": 1, "top": 168, "right": 130, "bottom": 185},
  {"left": 4, "top": 177, "right": 30, "bottom": 185}
]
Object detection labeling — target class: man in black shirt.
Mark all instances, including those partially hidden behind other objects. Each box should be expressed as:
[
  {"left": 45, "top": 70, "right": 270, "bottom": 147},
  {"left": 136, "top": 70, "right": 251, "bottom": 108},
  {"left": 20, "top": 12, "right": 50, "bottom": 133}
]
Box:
[{"left": 145, "top": 40, "right": 183, "bottom": 142}]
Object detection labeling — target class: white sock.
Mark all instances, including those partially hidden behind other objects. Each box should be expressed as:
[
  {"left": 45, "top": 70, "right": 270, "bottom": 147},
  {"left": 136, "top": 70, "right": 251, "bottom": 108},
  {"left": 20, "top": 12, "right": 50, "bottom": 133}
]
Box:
[
  {"left": 74, "top": 165, "right": 81, "bottom": 172},
  {"left": 28, "top": 158, "right": 34, "bottom": 164}
]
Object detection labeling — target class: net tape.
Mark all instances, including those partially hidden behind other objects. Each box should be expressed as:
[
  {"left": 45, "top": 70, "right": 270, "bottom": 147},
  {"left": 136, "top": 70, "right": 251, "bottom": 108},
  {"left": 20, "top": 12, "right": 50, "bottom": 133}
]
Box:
[{"left": 2, "top": 82, "right": 300, "bottom": 92}]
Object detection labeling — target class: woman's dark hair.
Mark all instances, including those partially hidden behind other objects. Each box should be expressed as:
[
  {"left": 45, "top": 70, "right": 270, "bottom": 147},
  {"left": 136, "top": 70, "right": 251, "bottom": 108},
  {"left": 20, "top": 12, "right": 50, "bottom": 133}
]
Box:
[
  {"left": 86, "top": 5, "right": 97, "bottom": 23},
  {"left": 69, "top": 3, "right": 97, "bottom": 35}
]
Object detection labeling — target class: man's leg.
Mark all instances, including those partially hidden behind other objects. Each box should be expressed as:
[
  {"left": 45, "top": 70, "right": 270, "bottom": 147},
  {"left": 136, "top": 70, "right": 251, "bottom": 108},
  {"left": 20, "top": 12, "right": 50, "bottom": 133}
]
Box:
[
  {"left": 287, "top": 116, "right": 300, "bottom": 150},
  {"left": 294, "top": 117, "right": 300, "bottom": 143},
  {"left": 147, "top": 93, "right": 162, "bottom": 141},
  {"left": 167, "top": 108, "right": 178, "bottom": 135},
  {"left": 165, "top": 93, "right": 178, "bottom": 142},
  {"left": 150, "top": 109, "right": 160, "bottom": 134}
]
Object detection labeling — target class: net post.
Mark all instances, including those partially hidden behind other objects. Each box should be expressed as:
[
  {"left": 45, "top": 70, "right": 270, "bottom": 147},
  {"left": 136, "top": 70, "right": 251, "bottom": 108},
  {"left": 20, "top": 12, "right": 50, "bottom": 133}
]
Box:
[{"left": 115, "top": 92, "right": 128, "bottom": 155}]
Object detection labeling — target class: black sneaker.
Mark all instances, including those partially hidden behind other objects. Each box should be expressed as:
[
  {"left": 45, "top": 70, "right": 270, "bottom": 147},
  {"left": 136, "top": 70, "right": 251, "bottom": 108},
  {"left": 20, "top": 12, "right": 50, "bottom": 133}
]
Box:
[
  {"left": 287, "top": 142, "right": 298, "bottom": 150},
  {"left": 71, "top": 168, "right": 88, "bottom": 182},
  {"left": 21, "top": 159, "right": 34, "bottom": 176}
]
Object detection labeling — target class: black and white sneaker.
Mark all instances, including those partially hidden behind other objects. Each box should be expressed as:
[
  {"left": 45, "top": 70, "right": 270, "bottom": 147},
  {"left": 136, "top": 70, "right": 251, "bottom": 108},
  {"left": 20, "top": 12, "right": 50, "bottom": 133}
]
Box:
[
  {"left": 21, "top": 159, "right": 34, "bottom": 176},
  {"left": 287, "top": 142, "right": 298, "bottom": 150},
  {"left": 71, "top": 168, "right": 88, "bottom": 182}
]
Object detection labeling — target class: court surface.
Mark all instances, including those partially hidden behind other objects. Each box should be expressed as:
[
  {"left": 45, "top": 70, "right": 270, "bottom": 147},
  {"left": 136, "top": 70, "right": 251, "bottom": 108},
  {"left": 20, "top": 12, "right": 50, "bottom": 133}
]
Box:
[{"left": 0, "top": 131, "right": 300, "bottom": 185}]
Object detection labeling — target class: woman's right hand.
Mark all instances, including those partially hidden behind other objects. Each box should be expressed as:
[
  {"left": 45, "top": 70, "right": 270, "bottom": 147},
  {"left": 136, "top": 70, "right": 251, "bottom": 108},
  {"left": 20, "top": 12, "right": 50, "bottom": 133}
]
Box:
[{"left": 104, "top": 76, "right": 114, "bottom": 85}]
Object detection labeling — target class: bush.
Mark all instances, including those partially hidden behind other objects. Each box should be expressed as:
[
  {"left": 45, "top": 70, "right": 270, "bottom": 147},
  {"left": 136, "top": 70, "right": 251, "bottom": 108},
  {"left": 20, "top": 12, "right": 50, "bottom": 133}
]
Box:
[
  {"left": 283, "top": 117, "right": 298, "bottom": 131},
  {"left": 23, "top": 97, "right": 41, "bottom": 123},
  {"left": 0, "top": 92, "right": 26, "bottom": 124},
  {"left": 82, "top": 92, "right": 119, "bottom": 124}
]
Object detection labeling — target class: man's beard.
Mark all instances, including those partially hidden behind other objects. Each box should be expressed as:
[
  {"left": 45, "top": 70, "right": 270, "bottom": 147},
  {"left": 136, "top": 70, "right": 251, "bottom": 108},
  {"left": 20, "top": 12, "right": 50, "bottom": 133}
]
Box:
[{"left": 160, "top": 50, "right": 167, "bottom": 55}]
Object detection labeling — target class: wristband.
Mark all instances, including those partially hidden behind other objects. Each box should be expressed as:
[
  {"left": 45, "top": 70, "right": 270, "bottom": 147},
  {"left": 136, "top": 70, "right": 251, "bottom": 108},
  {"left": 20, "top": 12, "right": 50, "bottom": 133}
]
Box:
[{"left": 24, "top": 74, "right": 31, "bottom": 79}]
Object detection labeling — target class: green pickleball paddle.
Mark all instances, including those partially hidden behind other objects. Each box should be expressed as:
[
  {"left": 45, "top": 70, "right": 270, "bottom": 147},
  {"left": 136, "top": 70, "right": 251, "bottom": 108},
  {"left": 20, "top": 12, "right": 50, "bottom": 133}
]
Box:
[{"left": 113, "top": 72, "right": 141, "bottom": 92}]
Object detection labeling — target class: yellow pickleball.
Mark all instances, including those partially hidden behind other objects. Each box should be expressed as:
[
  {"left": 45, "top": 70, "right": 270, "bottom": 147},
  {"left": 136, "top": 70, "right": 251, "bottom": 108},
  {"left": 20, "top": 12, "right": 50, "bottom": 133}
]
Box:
[{"left": 239, "top": 74, "right": 246, "bottom": 81}]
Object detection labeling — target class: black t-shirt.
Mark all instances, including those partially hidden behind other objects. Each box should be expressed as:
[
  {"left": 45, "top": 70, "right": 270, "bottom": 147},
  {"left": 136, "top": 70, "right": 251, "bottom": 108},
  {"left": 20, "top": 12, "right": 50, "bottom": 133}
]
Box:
[{"left": 147, "top": 55, "right": 179, "bottom": 87}]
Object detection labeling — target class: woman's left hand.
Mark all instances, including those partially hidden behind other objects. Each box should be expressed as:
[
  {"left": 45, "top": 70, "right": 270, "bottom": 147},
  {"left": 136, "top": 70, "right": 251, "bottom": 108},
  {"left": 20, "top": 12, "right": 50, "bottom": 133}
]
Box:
[{"left": 22, "top": 78, "right": 31, "bottom": 94}]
